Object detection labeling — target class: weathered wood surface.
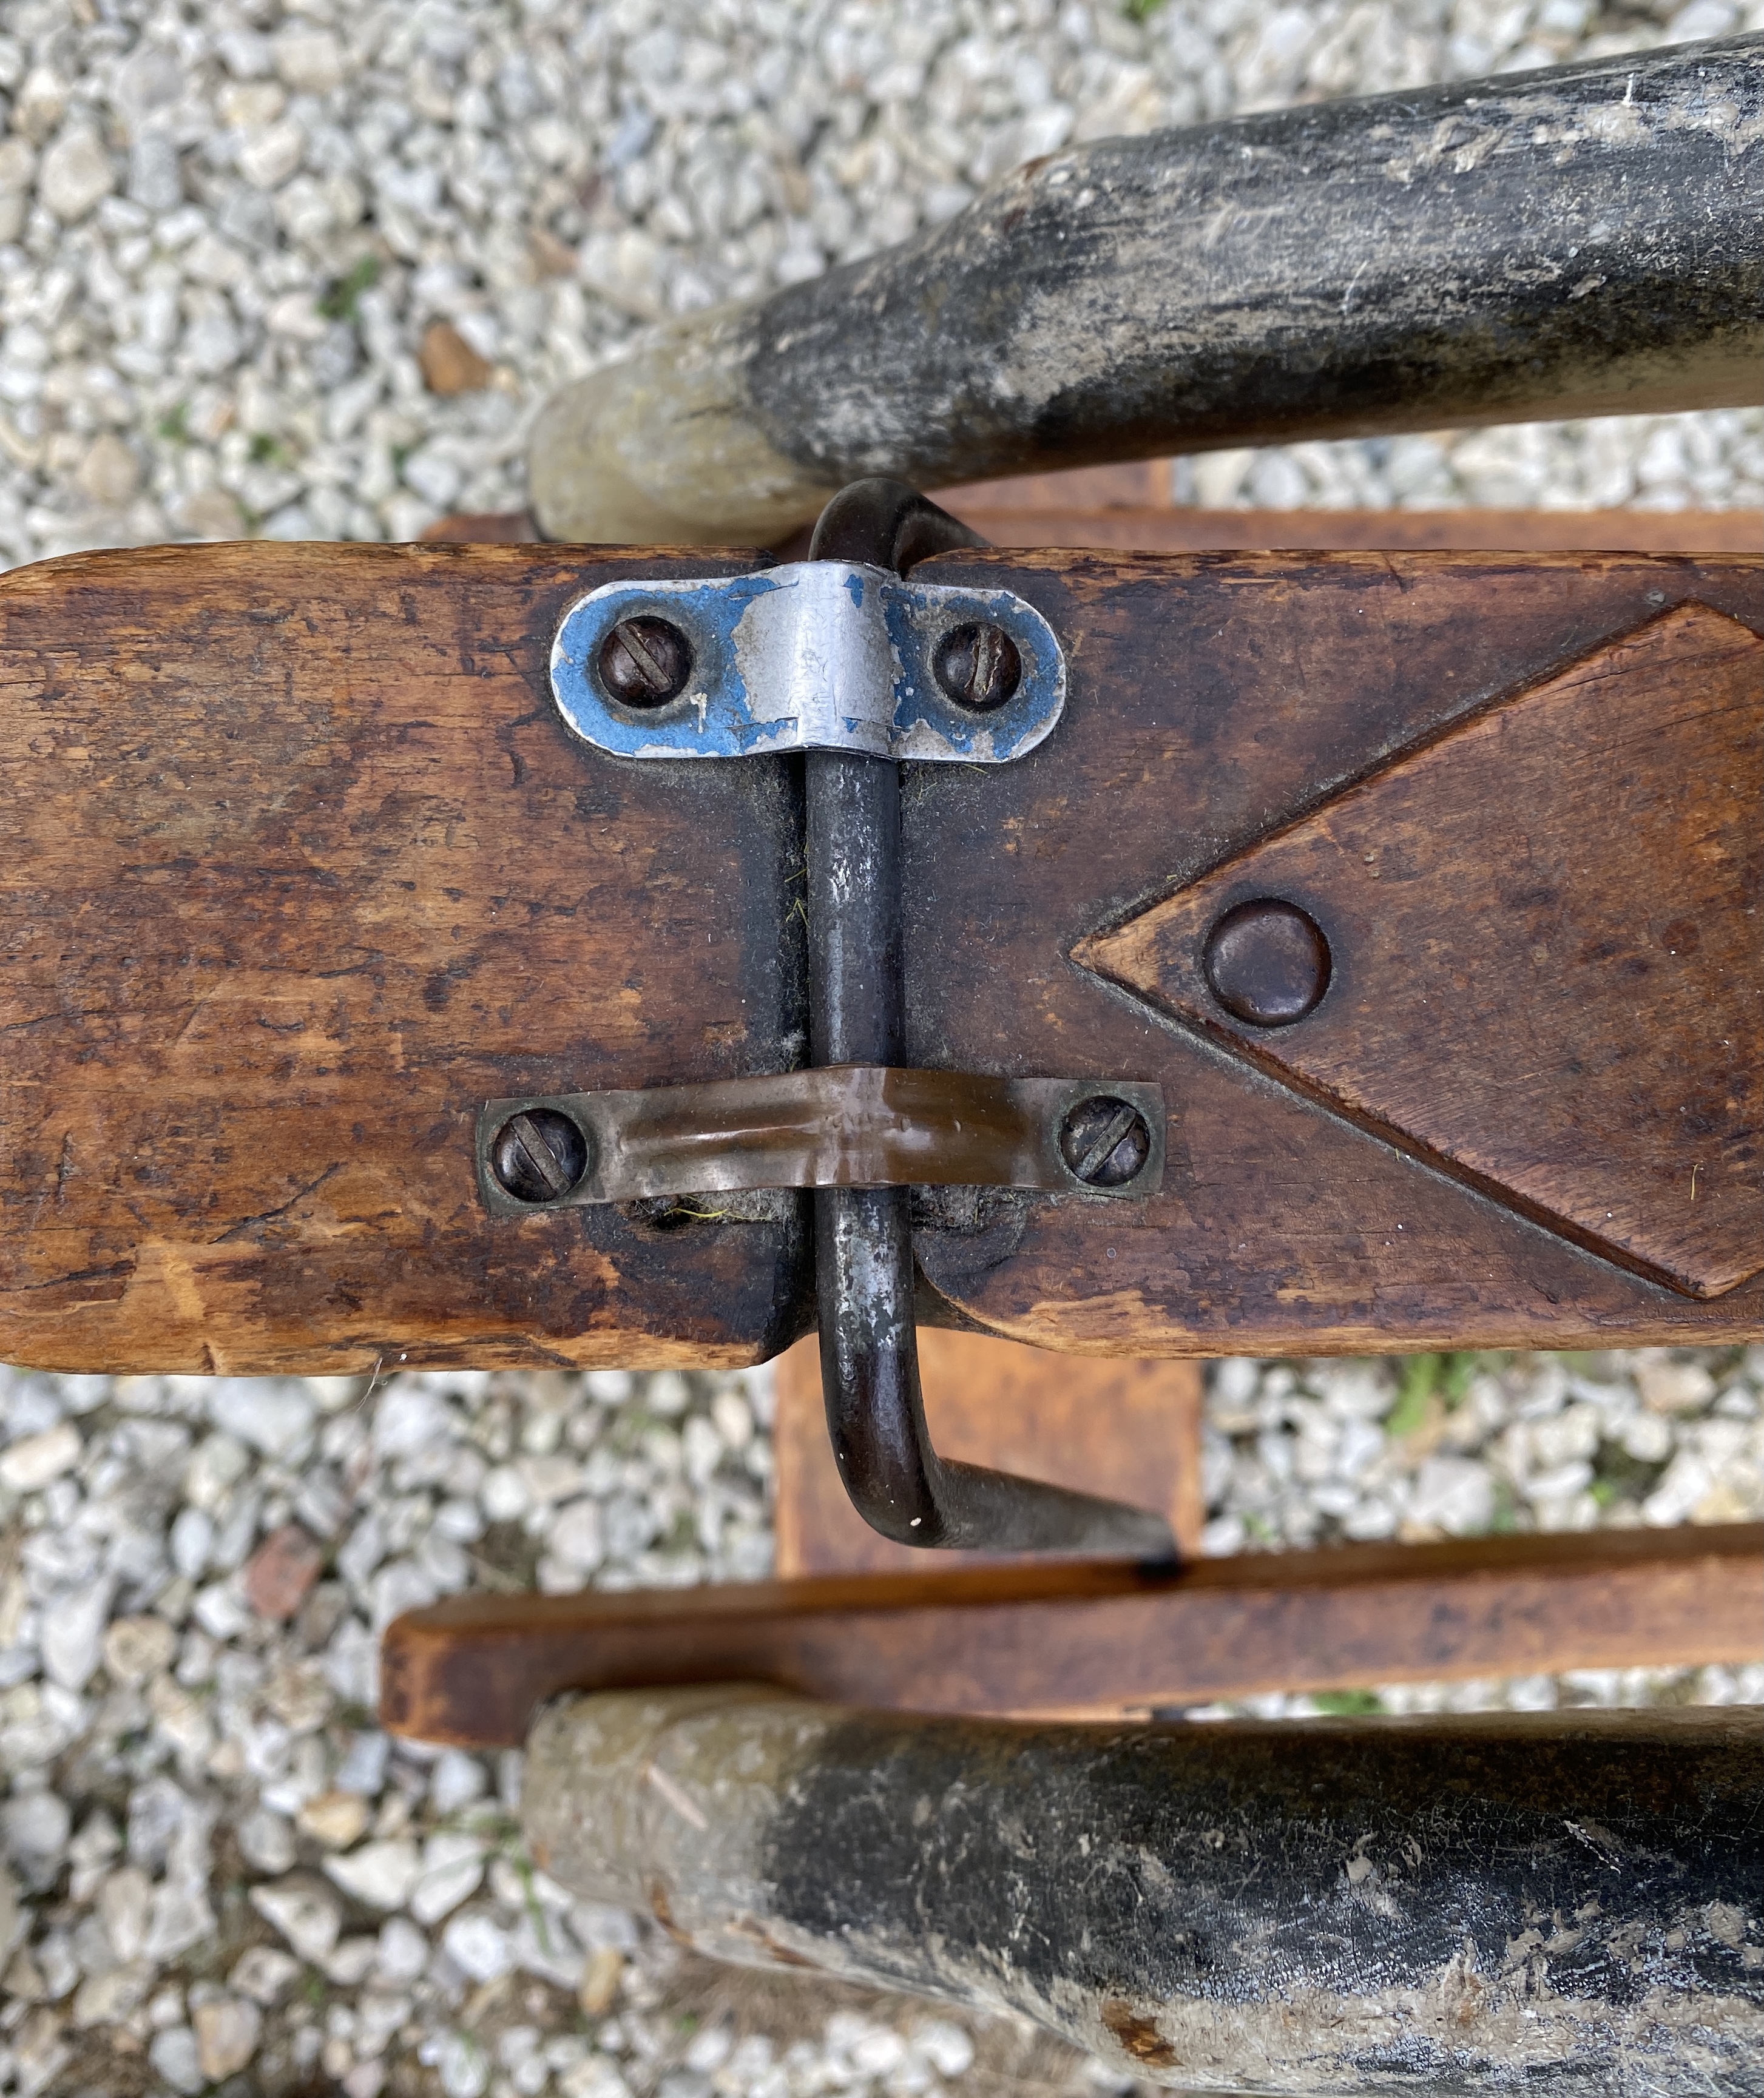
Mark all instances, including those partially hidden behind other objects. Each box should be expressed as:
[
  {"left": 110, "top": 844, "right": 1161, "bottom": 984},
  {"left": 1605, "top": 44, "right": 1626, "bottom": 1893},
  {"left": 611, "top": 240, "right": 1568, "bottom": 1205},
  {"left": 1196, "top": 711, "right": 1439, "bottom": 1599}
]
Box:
[
  {"left": 380, "top": 1521, "right": 1764, "bottom": 1744},
  {"left": 1080, "top": 602, "right": 1759, "bottom": 1300},
  {"left": 0, "top": 542, "right": 1755, "bottom": 1369},
  {"left": 944, "top": 504, "right": 1764, "bottom": 555},
  {"left": 0, "top": 542, "right": 809, "bottom": 1374},
  {"left": 774, "top": 1331, "right": 1204, "bottom": 1576},
  {"left": 905, "top": 549, "right": 1762, "bottom": 1352}
]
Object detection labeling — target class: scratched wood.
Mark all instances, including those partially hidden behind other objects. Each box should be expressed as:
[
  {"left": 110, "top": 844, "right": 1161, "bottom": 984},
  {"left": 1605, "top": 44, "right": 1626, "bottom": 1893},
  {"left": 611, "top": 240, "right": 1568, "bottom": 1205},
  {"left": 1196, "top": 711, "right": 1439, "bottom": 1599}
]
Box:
[
  {"left": 902, "top": 550, "right": 1762, "bottom": 1354},
  {"left": 774, "top": 1330, "right": 1204, "bottom": 1576},
  {"left": 0, "top": 542, "right": 809, "bottom": 1374}
]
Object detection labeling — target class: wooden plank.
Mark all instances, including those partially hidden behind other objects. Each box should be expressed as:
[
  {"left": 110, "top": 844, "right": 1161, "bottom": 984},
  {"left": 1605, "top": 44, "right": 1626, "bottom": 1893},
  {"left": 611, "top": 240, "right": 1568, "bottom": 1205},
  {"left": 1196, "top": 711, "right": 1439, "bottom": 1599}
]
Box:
[
  {"left": 1, "top": 542, "right": 1756, "bottom": 1369},
  {"left": 945, "top": 504, "right": 1764, "bottom": 555},
  {"left": 773, "top": 1330, "right": 1204, "bottom": 1576},
  {"left": 933, "top": 462, "right": 1764, "bottom": 553},
  {"left": 902, "top": 548, "right": 1763, "bottom": 1353},
  {"left": 0, "top": 542, "right": 809, "bottom": 1374},
  {"left": 422, "top": 491, "right": 1764, "bottom": 559},
  {"left": 380, "top": 1522, "right": 1764, "bottom": 1746}
]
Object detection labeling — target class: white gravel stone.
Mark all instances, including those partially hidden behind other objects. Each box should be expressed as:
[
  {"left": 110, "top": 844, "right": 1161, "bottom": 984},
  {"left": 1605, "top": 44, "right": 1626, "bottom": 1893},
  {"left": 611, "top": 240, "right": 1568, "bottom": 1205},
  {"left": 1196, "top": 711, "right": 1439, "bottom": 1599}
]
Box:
[
  {"left": 326, "top": 1837, "right": 421, "bottom": 1911},
  {"left": 194, "top": 1994, "right": 263, "bottom": 2081},
  {"left": 148, "top": 2025, "right": 206, "bottom": 2096},
  {"left": 410, "top": 1830, "right": 487, "bottom": 1926},
  {"left": 99, "top": 1864, "right": 152, "bottom": 1962},
  {"left": 547, "top": 1497, "right": 604, "bottom": 1572},
  {"left": 444, "top": 1907, "right": 516, "bottom": 1984},
  {"left": 230, "top": 1943, "right": 301, "bottom": 2005},
  {"left": 184, "top": 1435, "right": 249, "bottom": 1513},
  {"left": 39, "top": 1575, "right": 112, "bottom": 1690},
  {"left": 4, "top": 1787, "right": 70, "bottom": 1870},
  {"left": 375, "top": 1914, "right": 431, "bottom": 1986},
  {"left": 251, "top": 1875, "right": 343, "bottom": 1964},
  {"left": 0, "top": 1420, "right": 81, "bottom": 1491},
  {"left": 209, "top": 1380, "right": 316, "bottom": 1460},
  {"left": 37, "top": 126, "right": 113, "bottom": 222}
]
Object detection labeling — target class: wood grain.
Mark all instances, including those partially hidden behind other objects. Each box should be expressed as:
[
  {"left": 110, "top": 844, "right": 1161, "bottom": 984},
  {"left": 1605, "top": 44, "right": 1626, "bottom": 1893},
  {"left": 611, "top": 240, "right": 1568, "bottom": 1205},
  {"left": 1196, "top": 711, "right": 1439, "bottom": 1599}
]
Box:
[
  {"left": 380, "top": 1521, "right": 1764, "bottom": 1745},
  {"left": 1, "top": 542, "right": 1756, "bottom": 1370},
  {"left": 773, "top": 1330, "right": 1203, "bottom": 1576},
  {"left": 0, "top": 542, "right": 809, "bottom": 1374},
  {"left": 944, "top": 505, "right": 1764, "bottom": 555},
  {"left": 904, "top": 549, "right": 1763, "bottom": 1354},
  {"left": 1077, "top": 602, "right": 1761, "bottom": 1300}
]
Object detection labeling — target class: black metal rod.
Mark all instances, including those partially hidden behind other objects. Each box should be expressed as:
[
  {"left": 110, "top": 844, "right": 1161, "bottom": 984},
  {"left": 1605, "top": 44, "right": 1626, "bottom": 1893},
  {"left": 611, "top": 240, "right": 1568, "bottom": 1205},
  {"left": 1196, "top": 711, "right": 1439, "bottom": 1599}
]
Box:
[
  {"left": 804, "top": 481, "right": 1175, "bottom": 1556},
  {"left": 530, "top": 38, "right": 1764, "bottom": 544}
]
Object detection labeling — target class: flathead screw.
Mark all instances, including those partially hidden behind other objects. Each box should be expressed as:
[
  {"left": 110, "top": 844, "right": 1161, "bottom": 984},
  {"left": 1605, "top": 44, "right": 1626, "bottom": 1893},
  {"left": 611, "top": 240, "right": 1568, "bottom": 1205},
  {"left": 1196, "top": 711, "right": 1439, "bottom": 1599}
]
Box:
[
  {"left": 598, "top": 617, "right": 692, "bottom": 708},
  {"left": 1203, "top": 898, "right": 1332, "bottom": 1027},
  {"left": 933, "top": 622, "right": 1022, "bottom": 712},
  {"left": 489, "top": 1109, "right": 590, "bottom": 1204},
  {"left": 1058, "top": 1095, "right": 1152, "bottom": 1189}
]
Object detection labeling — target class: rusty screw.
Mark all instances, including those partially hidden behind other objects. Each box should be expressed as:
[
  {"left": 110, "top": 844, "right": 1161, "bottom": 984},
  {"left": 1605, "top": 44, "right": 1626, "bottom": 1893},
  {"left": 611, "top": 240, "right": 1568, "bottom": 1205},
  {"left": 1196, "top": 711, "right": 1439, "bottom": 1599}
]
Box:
[
  {"left": 597, "top": 616, "right": 692, "bottom": 708},
  {"left": 489, "top": 1108, "right": 590, "bottom": 1204},
  {"left": 933, "top": 621, "right": 1022, "bottom": 712},
  {"left": 1202, "top": 898, "right": 1332, "bottom": 1027},
  {"left": 1058, "top": 1094, "right": 1152, "bottom": 1189}
]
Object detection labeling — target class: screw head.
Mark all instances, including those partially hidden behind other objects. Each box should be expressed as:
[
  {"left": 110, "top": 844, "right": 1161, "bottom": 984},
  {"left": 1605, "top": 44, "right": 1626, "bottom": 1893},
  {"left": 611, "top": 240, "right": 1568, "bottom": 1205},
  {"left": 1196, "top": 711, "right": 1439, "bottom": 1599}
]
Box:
[
  {"left": 933, "top": 622, "right": 1022, "bottom": 712},
  {"left": 1203, "top": 899, "right": 1331, "bottom": 1027},
  {"left": 1058, "top": 1095, "right": 1152, "bottom": 1189},
  {"left": 597, "top": 617, "right": 692, "bottom": 708},
  {"left": 489, "top": 1108, "right": 590, "bottom": 1204}
]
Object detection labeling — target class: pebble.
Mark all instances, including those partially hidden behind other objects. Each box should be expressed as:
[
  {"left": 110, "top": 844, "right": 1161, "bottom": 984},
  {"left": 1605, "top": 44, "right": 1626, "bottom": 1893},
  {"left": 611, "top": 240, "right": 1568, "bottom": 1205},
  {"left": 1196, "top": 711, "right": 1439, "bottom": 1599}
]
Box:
[
  {"left": 194, "top": 1994, "right": 263, "bottom": 2081},
  {"left": 422, "top": 320, "right": 495, "bottom": 397},
  {"left": 39, "top": 1575, "right": 112, "bottom": 1691},
  {"left": 209, "top": 1381, "right": 316, "bottom": 1462},
  {"left": 101, "top": 1614, "right": 177, "bottom": 1685},
  {"left": 443, "top": 1909, "right": 516, "bottom": 1984},
  {"left": 297, "top": 1790, "right": 373, "bottom": 1849},
  {"left": 244, "top": 1523, "right": 325, "bottom": 1621},
  {"left": 229, "top": 1944, "right": 300, "bottom": 2005},
  {"left": 36, "top": 125, "right": 112, "bottom": 222},
  {"left": 0, "top": 1420, "right": 81, "bottom": 1491},
  {"left": 325, "top": 1838, "right": 421, "bottom": 1911},
  {"left": 3, "top": 1789, "right": 70, "bottom": 1871},
  {"left": 147, "top": 2024, "right": 205, "bottom": 2096},
  {"left": 1638, "top": 1357, "right": 1718, "bottom": 1413},
  {"left": 251, "top": 1875, "right": 343, "bottom": 1965},
  {"left": 410, "top": 1832, "right": 486, "bottom": 1926},
  {"left": 98, "top": 1865, "right": 152, "bottom": 1962}
]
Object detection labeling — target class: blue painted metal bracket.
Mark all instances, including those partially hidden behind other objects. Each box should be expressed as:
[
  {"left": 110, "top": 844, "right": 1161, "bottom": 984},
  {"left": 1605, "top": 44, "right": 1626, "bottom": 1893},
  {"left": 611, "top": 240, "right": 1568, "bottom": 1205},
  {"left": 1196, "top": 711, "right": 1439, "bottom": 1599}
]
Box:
[{"left": 548, "top": 560, "right": 1066, "bottom": 762}]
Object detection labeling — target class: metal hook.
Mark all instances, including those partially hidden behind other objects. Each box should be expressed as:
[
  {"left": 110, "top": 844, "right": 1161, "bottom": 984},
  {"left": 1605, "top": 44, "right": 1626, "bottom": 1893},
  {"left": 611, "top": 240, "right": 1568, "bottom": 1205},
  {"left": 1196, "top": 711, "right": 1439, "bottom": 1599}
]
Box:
[{"left": 803, "top": 479, "right": 1177, "bottom": 1557}]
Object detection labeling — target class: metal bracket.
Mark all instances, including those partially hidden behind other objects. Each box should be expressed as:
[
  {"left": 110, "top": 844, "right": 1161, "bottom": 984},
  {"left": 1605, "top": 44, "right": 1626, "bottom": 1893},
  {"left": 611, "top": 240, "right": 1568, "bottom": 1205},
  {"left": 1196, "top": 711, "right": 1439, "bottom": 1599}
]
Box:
[
  {"left": 476, "top": 1067, "right": 1165, "bottom": 1213},
  {"left": 549, "top": 561, "right": 1064, "bottom": 762},
  {"left": 486, "top": 479, "right": 1174, "bottom": 1563}
]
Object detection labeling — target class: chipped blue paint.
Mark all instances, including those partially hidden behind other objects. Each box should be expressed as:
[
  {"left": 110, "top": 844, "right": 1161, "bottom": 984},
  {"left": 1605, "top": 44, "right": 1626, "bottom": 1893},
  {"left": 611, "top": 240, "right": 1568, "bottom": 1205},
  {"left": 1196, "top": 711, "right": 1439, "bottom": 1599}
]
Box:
[{"left": 549, "top": 561, "right": 1065, "bottom": 763}]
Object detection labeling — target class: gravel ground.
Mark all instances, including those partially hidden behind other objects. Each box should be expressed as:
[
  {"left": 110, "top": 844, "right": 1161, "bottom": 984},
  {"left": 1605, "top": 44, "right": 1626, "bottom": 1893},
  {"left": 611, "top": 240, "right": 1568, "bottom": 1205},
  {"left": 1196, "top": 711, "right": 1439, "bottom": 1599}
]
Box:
[
  {"left": 1, "top": 1349, "right": 1759, "bottom": 2097},
  {"left": 1, "top": 0, "right": 1762, "bottom": 2093},
  {"left": 0, "top": 0, "right": 1759, "bottom": 570}
]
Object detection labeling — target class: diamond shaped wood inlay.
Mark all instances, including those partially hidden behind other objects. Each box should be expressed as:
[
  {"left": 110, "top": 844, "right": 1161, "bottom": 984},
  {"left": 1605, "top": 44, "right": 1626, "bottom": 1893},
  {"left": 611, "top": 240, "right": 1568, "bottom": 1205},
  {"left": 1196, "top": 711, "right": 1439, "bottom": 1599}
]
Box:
[{"left": 1075, "top": 603, "right": 1762, "bottom": 1300}]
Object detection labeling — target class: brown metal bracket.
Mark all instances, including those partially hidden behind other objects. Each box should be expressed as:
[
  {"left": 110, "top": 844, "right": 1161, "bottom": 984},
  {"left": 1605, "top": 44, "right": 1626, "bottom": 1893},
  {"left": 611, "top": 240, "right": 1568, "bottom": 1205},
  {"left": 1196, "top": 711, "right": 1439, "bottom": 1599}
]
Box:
[{"left": 476, "top": 1065, "right": 1165, "bottom": 1212}]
